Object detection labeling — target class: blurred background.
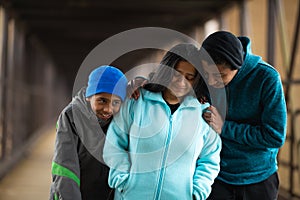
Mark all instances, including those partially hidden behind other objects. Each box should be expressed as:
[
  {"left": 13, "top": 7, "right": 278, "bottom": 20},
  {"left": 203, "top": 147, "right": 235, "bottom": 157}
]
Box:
[{"left": 0, "top": 0, "right": 299, "bottom": 199}]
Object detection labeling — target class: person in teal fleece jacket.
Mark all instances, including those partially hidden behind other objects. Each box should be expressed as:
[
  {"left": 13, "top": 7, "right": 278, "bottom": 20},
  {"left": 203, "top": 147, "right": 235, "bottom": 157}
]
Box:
[
  {"left": 103, "top": 43, "right": 222, "bottom": 200},
  {"left": 200, "top": 31, "right": 287, "bottom": 200}
]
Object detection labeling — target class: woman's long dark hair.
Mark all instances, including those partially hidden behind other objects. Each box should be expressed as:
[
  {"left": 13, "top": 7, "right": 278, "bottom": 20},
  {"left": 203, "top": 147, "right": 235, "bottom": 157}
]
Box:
[{"left": 144, "top": 43, "right": 209, "bottom": 102}]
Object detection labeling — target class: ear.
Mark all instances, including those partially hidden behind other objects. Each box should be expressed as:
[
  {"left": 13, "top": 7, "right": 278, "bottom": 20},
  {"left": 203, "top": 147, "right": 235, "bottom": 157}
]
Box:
[{"left": 86, "top": 97, "right": 90, "bottom": 102}]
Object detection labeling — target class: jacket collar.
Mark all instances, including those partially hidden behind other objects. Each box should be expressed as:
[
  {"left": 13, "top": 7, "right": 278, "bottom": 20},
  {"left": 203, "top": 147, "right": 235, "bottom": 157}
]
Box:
[{"left": 141, "top": 89, "right": 200, "bottom": 109}]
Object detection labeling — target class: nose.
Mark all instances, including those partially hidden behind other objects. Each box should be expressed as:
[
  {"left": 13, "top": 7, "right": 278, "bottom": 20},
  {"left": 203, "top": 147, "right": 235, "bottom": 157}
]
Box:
[
  {"left": 176, "top": 75, "right": 188, "bottom": 86},
  {"left": 207, "top": 75, "right": 217, "bottom": 86},
  {"left": 102, "top": 103, "right": 113, "bottom": 113}
]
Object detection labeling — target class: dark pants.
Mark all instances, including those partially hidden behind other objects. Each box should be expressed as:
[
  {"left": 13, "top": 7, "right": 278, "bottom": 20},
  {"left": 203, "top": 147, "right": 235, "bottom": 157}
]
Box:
[{"left": 207, "top": 172, "right": 279, "bottom": 200}]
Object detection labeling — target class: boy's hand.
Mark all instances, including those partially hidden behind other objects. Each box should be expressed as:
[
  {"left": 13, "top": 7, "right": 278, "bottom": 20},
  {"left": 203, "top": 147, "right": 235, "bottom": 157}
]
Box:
[
  {"left": 127, "top": 77, "right": 148, "bottom": 100},
  {"left": 202, "top": 106, "right": 224, "bottom": 134}
]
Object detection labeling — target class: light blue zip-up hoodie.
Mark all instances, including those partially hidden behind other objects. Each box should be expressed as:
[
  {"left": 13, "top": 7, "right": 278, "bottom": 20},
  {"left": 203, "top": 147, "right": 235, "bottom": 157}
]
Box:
[{"left": 104, "top": 89, "right": 221, "bottom": 200}]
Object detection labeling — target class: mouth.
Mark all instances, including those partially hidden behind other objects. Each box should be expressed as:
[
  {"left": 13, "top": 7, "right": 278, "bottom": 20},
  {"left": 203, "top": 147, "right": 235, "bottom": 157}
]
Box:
[
  {"left": 211, "top": 82, "right": 224, "bottom": 88},
  {"left": 212, "top": 85, "right": 222, "bottom": 88},
  {"left": 98, "top": 113, "right": 112, "bottom": 120},
  {"left": 173, "top": 85, "right": 189, "bottom": 90},
  {"left": 171, "top": 88, "right": 188, "bottom": 95}
]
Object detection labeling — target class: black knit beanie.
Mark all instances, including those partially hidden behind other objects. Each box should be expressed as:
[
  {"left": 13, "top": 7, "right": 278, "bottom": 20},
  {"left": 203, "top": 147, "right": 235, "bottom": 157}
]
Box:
[{"left": 202, "top": 31, "right": 244, "bottom": 69}]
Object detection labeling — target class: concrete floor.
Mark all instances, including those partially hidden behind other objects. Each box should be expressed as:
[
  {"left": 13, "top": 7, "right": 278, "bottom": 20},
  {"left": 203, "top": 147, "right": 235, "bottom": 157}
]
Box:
[
  {"left": 0, "top": 128, "right": 55, "bottom": 200},
  {"left": 0, "top": 126, "right": 299, "bottom": 200}
]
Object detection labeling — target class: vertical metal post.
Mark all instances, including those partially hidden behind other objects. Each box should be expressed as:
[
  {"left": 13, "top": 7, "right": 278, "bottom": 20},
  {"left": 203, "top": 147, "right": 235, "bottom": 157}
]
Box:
[
  {"left": 287, "top": 1, "right": 300, "bottom": 197},
  {"left": 239, "top": 0, "right": 249, "bottom": 36},
  {"left": 0, "top": 6, "right": 8, "bottom": 161},
  {"left": 6, "top": 18, "right": 17, "bottom": 155},
  {"left": 267, "top": 0, "right": 276, "bottom": 66},
  {"left": 285, "top": 0, "right": 300, "bottom": 107},
  {"left": 11, "top": 21, "right": 25, "bottom": 150},
  {"left": 276, "top": 0, "right": 289, "bottom": 75}
]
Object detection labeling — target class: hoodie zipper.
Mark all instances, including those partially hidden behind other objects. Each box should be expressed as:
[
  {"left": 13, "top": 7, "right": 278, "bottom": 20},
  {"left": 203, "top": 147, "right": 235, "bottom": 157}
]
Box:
[{"left": 154, "top": 115, "right": 173, "bottom": 200}]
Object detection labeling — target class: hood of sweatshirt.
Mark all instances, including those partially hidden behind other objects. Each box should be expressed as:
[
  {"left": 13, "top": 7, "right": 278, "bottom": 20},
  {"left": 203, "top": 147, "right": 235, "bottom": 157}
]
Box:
[
  {"left": 71, "top": 87, "right": 108, "bottom": 163},
  {"left": 226, "top": 36, "right": 263, "bottom": 87}
]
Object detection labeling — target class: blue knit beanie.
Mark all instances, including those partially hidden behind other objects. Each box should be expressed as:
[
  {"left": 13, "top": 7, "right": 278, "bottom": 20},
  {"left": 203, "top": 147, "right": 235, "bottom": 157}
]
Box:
[{"left": 85, "top": 65, "right": 128, "bottom": 101}]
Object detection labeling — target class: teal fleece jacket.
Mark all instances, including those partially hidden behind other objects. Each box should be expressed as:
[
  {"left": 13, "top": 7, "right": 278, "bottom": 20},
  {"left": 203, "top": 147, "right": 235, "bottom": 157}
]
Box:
[
  {"left": 104, "top": 89, "right": 221, "bottom": 200},
  {"left": 216, "top": 37, "right": 287, "bottom": 185}
]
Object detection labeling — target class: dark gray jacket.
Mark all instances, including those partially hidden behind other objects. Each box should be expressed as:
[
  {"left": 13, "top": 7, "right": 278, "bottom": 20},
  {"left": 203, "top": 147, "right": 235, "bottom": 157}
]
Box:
[{"left": 49, "top": 88, "right": 114, "bottom": 200}]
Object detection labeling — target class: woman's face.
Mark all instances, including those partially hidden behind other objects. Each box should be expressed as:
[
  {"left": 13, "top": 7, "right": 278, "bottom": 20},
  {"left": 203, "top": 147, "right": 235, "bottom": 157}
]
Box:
[{"left": 167, "top": 61, "right": 197, "bottom": 98}]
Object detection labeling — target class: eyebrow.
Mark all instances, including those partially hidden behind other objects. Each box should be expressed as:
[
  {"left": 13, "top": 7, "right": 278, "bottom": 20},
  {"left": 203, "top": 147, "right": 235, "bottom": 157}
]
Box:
[
  {"left": 176, "top": 69, "right": 196, "bottom": 77},
  {"left": 95, "top": 95, "right": 110, "bottom": 99},
  {"left": 95, "top": 97, "right": 121, "bottom": 103},
  {"left": 95, "top": 97, "right": 107, "bottom": 101}
]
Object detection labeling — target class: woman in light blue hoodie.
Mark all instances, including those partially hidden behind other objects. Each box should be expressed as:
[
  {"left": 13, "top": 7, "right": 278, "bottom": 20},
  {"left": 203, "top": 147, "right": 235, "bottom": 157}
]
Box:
[{"left": 103, "top": 44, "right": 221, "bottom": 200}]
